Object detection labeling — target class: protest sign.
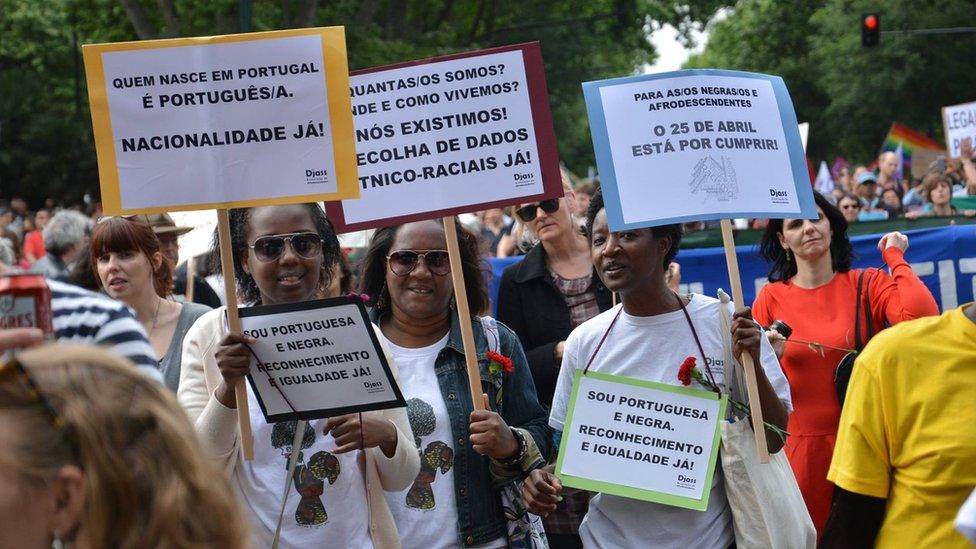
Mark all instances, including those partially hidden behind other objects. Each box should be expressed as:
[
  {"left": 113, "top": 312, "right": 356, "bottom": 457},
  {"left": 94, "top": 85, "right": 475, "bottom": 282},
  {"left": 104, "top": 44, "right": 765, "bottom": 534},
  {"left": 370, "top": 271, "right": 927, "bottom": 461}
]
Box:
[
  {"left": 583, "top": 69, "right": 815, "bottom": 231},
  {"left": 83, "top": 27, "right": 358, "bottom": 215},
  {"left": 555, "top": 371, "right": 726, "bottom": 510},
  {"left": 238, "top": 296, "right": 405, "bottom": 422},
  {"left": 582, "top": 69, "right": 813, "bottom": 462},
  {"left": 942, "top": 101, "right": 976, "bottom": 159},
  {"left": 325, "top": 42, "right": 561, "bottom": 232}
]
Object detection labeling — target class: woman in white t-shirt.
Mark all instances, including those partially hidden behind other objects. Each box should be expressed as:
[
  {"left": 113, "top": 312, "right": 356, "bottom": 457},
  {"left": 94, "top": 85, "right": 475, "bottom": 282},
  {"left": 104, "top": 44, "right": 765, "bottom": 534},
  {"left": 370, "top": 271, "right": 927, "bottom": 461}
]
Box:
[
  {"left": 522, "top": 191, "right": 792, "bottom": 548},
  {"left": 178, "top": 204, "right": 420, "bottom": 548},
  {"left": 358, "top": 219, "right": 553, "bottom": 548}
]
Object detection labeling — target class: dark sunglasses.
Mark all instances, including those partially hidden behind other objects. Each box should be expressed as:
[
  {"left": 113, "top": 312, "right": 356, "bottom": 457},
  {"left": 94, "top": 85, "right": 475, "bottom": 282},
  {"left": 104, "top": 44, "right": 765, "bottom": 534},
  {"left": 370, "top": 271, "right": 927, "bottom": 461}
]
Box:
[
  {"left": 515, "top": 199, "right": 560, "bottom": 223},
  {"left": 387, "top": 249, "right": 451, "bottom": 277},
  {"left": 0, "top": 354, "right": 77, "bottom": 459},
  {"left": 248, "top": 231, "right": 323, "bottom": 262}
]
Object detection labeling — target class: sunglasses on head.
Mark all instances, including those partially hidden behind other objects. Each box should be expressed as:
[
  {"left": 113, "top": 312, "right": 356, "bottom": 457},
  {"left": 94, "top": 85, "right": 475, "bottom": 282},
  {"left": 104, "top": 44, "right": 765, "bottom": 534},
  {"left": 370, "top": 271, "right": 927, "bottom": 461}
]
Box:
[
  {"left": 515, "top": 199, "right": 560, "bottom": 223},
  {"left": 247, "top": 232, "right": 323, "bottom": 262},
  {"left": 387, "top": 249, "right": 451, "bottom": 277}
]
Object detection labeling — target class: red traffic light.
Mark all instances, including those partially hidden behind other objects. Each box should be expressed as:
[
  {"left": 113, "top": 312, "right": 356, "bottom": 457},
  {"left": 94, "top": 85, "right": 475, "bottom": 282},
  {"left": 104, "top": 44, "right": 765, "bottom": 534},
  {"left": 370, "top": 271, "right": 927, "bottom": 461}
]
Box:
[
  {"left": 861, "top": 13, "right": 880, "bottom": 47},
  {"left": 864, "top": 15, "right": 878, "bottom": 30}
]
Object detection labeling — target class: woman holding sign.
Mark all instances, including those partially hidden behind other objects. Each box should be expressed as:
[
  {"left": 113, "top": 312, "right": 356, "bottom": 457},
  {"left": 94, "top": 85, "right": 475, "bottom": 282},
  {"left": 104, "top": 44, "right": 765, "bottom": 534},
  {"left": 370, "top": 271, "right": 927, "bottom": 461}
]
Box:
[
  {"left": 178, "top": 204, "right": 419, "bottom": 548},
  {"left": 360, "top": 219, "right": 552, "bottom": 548},
  {"left": 522, "top": 191, "right": 792, "bottom": 549},
  {"left": 753, "top": 191, "right": 938, "bottom": 535}
]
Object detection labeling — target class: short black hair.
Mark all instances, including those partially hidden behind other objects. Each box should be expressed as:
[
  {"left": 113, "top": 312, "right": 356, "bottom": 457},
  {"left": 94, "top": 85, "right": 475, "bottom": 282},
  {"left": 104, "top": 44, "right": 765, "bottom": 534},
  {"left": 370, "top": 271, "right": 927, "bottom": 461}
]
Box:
[
  {"left": 584, "top": 188, "right": 682, "bottom": 270},
  {"left": 759, "top": 191, "right": 853, "bottom": 282},
  {"left": 209, "top": 204, "right": 340, "bottom": 305},
  {"left": 359, "top": 219, "right": 489, "bottom": 316}
]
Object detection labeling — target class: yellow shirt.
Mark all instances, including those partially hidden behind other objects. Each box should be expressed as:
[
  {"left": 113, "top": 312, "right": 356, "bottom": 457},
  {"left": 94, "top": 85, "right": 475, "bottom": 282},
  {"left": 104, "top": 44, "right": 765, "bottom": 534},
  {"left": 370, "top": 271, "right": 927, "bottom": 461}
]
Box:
[{"left": 828, "top": 304, "right": 976, "bottom": 548}]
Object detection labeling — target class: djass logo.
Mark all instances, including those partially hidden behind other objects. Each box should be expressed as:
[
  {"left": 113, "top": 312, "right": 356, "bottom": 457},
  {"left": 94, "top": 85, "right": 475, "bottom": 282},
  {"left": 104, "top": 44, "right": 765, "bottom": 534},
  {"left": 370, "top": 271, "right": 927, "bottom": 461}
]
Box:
[
  {"left": 271, "top": 421, "right": 340, "bottom": 527},
  {"left": 405, "top": 398, "right": 454, "bottom": 509},
  {"left": 689, "top": 155, "right": 739, "bottom": 203}
]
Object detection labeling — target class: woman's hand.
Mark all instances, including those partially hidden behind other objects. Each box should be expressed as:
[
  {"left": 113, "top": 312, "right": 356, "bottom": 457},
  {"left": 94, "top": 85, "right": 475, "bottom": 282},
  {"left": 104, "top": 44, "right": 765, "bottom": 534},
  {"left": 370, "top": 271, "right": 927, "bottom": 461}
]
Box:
[
  {"left": 877, "top": 231, "right": 908, "bottom": 253},
  {"left": 765, "top": 328, "right": 786, "bottom": 360},
  {"left": 522, "top": 468, "right": 562, "bottom": 517},
  {"left": 213, "top": 332, "right": 255, "bottom": 409},
  {"left": 325, "top": 414, "right": 398, "bottom": 458},
  {"left": 731, "top": 307, "right": 763, "bottom": 364},
  {"left": 469, "top": 409, "right": 519, "bottom": 459}
]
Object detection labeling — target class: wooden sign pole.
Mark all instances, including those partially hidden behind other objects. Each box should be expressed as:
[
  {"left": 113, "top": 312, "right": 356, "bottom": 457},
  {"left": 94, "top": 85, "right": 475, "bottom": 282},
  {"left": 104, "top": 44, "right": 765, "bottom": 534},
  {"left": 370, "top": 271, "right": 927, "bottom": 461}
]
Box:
[
  {"left": 719, "top": 219, "right": 770, "bottom": 463},
  {"left": 442, "top": 216, "right": 486, "bottom": 411},
  {"left": 185, "top": 255, "right": 196, "bottom": 303},
  {"left": 216, "top": 209, "right": 255, "bottom": 460}
]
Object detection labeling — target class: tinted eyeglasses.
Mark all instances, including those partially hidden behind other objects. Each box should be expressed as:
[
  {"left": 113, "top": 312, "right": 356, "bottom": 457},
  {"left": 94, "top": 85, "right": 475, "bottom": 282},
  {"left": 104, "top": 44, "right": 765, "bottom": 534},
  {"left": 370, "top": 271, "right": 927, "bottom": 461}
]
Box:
[
  {"left": 248, "top": 232, "right": 323, "bottom": 262},
  {"left": 0, "top": 355, "right": 77, "bottom": 459},
  {"left": 387, "top": 249, "right": 451, "bottom": 277},
  {"left": 515, "top": 199, "right": 560, "bottom": 223}
]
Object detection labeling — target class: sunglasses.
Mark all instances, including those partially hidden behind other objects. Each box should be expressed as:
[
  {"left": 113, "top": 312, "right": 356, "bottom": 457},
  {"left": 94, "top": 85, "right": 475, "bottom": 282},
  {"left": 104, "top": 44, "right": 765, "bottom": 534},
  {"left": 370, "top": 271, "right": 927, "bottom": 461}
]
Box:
[
  {"left": 387, "top": 249, "right": 451, "bottom": 277},
  {"left": 0, "top": 354, "right": 77, "bottom": 459},
  {"left": 247, "top": 232, "right": 323, "bottom": 262},
  {"left": 515, "top": 199, "right": 560, "bottom": 223}
]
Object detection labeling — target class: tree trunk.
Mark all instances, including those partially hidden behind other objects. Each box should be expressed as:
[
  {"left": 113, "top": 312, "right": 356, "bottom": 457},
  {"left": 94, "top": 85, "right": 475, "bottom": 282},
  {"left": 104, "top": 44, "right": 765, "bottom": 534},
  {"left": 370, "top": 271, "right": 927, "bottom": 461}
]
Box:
[
  {"left": 155, "top": 0, "right": 181, "bottom": 37},
  {"left": 117, "top": 0, "right": 157, "bottom": 40}
]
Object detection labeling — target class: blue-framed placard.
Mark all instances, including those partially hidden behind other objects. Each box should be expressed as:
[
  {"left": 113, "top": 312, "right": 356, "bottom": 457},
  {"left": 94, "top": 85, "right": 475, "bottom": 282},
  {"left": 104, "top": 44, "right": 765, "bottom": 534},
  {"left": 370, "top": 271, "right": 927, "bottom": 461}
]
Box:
[{"left": 583, "top": 69, "right": 816, "bottom": 230}]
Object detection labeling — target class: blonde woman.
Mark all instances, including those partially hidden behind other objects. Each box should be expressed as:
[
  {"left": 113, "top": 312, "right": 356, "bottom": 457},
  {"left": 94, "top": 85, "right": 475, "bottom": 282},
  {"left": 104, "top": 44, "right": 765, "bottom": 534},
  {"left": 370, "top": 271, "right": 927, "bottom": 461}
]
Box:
[{"left": 0, "top": 343, "right": 245, "bottom": 548}]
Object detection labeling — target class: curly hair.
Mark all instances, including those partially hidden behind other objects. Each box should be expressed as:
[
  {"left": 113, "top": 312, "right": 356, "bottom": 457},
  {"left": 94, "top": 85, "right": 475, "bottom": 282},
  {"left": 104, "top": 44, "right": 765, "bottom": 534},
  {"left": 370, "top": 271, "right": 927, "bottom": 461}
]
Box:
[
  {"left": 209, "top": 204, "right": 340, "bottom": 304},
  {"left": 759, "top": 191, "right": 854, "bottom": 282},
  {"left": 0, "top": 345, "right": 245, "bottom": 548},
  {"left": 584, "top": 189, "right": 682, "bottom": 270},
  {"left": 358, "top": 219, "right": 490, "bottom": 316}
]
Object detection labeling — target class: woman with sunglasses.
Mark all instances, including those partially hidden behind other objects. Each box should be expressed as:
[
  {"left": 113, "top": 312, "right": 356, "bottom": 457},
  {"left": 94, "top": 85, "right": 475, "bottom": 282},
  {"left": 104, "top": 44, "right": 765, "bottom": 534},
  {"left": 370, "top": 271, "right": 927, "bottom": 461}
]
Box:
[
  {"left": 177, "top": 204, "right": 419, "bottom": 548},
  {"left": 0, "top": 343, "right": 245, "bottom": 548},
  {"left": 359, "top": 219, "right": 552, "bottom": 548},
  {"left": 90, "top": 216, "right": 210, "bottom": 391},
  {"left": 495, "top": 184, "right": 611, "bottom": 547}
]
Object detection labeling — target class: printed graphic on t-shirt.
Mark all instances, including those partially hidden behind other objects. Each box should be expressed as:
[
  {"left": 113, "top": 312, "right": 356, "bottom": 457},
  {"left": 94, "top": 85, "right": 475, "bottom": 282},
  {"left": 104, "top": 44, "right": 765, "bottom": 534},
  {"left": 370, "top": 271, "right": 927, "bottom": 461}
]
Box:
[
  {"left": 404, "top": 398, "right": 454, "bottom": 509},
  {"left": 271, "top": 420, "right": 341, "bottom": 526}
]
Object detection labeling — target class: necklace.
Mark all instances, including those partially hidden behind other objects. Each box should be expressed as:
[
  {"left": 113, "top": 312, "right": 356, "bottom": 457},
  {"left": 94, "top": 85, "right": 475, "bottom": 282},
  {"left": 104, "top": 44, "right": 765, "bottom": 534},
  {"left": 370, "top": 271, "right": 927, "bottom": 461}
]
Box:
[{"left": 148, "top": 297, "right": 161, "bottom": 335}]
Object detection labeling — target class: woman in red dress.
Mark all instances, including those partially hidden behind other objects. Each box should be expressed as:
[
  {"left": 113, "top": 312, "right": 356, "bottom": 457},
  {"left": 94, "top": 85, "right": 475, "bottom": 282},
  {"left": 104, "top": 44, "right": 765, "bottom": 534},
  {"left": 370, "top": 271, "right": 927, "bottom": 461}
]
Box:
[{"left": 752, "top": 192, "right": 938, "bottom": 536}]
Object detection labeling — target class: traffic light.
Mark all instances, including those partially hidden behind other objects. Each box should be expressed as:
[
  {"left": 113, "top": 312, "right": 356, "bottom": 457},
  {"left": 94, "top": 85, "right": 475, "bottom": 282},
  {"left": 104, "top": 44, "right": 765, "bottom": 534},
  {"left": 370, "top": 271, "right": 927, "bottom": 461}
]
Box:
[{"left": 861, "top": 13, "right": 880, "bottom": 47}]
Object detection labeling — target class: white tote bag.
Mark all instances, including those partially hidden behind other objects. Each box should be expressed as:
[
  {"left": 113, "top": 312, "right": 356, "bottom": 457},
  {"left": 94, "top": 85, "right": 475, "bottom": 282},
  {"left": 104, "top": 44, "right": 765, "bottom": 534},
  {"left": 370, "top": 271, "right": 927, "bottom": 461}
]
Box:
[{"left": 716, "top": 290, "right": 816, "bottom": 549}]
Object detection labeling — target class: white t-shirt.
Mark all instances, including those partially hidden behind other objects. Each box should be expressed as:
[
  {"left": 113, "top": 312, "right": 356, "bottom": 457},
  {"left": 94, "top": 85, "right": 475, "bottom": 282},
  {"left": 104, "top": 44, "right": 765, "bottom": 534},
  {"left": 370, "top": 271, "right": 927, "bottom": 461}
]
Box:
[
  {"left": 385, "top": 335, "right": 506, "bottom": 549},
  {"left": 550, "top": 296, "right": 792, "bottom": 549},
  {"left": 235, "top": 385, "right": 374, "bottom": 548}
]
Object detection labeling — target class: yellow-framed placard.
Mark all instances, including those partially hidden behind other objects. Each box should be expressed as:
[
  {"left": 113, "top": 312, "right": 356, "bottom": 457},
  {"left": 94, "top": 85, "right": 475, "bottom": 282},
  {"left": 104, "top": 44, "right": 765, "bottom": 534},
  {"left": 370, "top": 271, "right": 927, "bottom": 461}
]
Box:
[{"left": 83, "top": 27, "right": 358, "bottom": 215}]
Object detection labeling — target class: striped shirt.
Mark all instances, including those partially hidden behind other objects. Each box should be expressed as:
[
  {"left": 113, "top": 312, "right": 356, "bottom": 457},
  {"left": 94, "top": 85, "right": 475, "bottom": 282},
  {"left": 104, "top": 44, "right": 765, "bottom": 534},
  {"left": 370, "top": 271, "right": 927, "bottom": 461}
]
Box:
[{"left": 48, "top": 279, "right": 163, "bottom": 383}]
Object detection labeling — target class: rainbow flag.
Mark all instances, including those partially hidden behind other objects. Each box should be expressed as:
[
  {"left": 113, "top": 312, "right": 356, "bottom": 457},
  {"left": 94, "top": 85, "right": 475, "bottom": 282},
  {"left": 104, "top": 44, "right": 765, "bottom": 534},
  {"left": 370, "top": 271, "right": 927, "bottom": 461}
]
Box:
[{"left": 880, "top": 122, "right": 944, "bottom": 171}]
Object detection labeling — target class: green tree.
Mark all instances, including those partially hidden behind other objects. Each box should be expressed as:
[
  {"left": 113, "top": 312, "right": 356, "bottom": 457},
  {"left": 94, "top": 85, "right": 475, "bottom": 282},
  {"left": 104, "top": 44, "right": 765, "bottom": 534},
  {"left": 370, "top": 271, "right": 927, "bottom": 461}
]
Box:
[{"left": 686, "top": 0, "right": 976, "bottom": 164}]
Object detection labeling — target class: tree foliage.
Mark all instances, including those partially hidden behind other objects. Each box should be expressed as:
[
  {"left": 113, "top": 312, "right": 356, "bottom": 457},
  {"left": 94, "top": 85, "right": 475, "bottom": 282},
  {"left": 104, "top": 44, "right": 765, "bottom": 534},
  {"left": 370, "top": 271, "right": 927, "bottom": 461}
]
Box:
[
  {"left": 1, "top": 0, "right": 728, "bottom": 206},
  {"left": 686, "top": 0, "right": 976, "bottom": 164}
]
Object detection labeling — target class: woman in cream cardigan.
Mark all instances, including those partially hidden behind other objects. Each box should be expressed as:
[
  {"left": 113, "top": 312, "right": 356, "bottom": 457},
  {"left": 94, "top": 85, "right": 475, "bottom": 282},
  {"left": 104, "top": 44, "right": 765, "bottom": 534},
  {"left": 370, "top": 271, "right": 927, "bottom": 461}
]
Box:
[{"left": 178, "top": 204, "right": 419, "bottom": 548}]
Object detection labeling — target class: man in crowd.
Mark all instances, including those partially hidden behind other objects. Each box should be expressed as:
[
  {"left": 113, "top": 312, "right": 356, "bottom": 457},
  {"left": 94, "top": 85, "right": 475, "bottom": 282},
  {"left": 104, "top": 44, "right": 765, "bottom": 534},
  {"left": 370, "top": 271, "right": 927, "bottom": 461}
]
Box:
[
  {"left": 822, "top": 301, "right": 976, "bottom": 548},
  {"left": 876, "top": 151, "right": 901, "bottom": 195},
  {"left": 146, "top": 213, "right": 221, "bottom": 307},
  {"left": 29, "top": 210, "right": 90, "bottom": 282}
]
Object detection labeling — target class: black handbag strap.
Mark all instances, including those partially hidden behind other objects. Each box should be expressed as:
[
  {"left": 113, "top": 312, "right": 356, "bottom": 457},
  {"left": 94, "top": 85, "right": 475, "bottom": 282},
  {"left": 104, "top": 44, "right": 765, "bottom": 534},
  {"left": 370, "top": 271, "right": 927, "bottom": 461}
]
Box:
[{"left": 853, "top": 269, "right": 876, "bottom": 351}]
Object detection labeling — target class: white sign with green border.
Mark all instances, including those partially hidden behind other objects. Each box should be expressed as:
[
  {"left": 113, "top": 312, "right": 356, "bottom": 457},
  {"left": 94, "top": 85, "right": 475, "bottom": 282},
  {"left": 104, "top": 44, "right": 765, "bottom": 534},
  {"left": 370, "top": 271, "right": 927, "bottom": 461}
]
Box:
[{"left": 555, "top": 370, "right": 727, "bottom": 511}]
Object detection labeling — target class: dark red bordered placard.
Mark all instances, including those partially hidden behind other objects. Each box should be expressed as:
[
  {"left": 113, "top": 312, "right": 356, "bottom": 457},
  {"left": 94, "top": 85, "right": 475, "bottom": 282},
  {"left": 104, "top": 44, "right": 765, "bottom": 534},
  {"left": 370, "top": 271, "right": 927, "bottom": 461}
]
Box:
[{"left": 324, "top": 42, "right": 562, "bottom": 233}]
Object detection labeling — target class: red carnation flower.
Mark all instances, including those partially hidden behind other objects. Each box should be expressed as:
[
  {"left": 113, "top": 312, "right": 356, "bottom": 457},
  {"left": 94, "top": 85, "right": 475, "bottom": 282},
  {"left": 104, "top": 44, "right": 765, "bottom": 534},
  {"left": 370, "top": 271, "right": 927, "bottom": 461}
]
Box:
[
  {"left": 487, "top": 351, "right": 514, "bottom": 374},
  {"left": 678, "top": 356, "right": 697, "bottom": 386}
]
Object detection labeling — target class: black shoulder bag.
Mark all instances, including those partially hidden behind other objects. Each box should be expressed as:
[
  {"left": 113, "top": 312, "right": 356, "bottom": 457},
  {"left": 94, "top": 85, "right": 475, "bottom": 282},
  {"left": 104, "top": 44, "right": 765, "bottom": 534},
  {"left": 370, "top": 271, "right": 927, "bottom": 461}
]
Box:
[{"left": 834, "top": 270, "right": 875, "bottom": 408}]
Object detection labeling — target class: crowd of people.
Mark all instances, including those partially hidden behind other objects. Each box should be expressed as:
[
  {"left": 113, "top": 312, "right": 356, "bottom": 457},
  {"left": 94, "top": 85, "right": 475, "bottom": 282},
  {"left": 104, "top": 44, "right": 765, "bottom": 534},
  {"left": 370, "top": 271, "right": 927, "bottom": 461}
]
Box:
[{"left": 1, "top": 148, "right": 975, "bottom": 548}]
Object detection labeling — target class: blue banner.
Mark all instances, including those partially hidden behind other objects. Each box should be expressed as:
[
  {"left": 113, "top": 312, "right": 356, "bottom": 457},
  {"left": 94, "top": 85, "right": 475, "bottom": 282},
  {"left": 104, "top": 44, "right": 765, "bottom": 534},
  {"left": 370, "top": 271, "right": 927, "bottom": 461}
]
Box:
[{"left": 487, "top": 225, "right": 976, "bottom": 315}]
